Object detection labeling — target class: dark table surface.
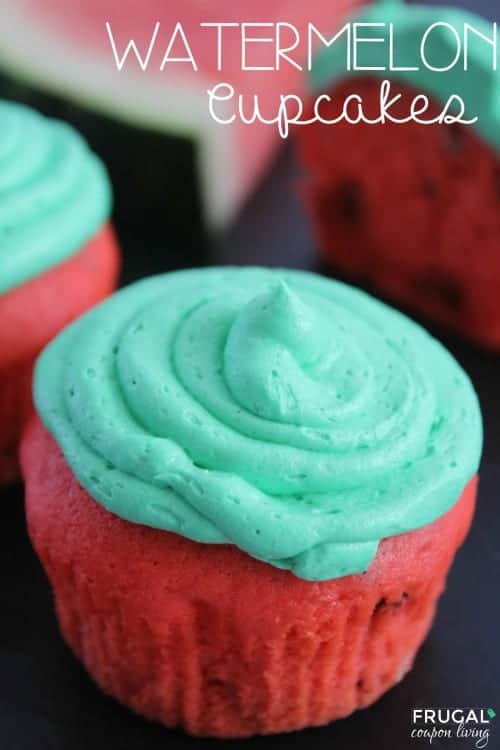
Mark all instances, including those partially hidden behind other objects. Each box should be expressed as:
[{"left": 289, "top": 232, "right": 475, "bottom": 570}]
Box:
[{"left": 1, "top": 0, "right": 499, "bottom": 748}]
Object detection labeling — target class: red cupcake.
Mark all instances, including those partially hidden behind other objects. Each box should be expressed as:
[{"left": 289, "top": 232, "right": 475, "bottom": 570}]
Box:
[
  {"left": 0, "top": 99, "right": 120, "bottom": 483},
  {"left": 22, "top": 268, "right": 482, "bottom": 737},
  {"left": 297, "top": 1, "right": 500, "bottom": 348}
]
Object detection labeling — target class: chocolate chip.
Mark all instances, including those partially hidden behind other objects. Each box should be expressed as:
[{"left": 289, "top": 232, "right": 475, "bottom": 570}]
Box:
[
  {"left": 391, "top": 592, "right": 409, "bottom": 608},
  {"left": 336, "top": 180, "right": 363, "bottom": 224},
  {"left": 422, "top": 179, "right": 439, "bottom": 198},
  {"left": 444, "top": 123, "right": 466, "bottom": 151},
  {"left": 412, "top": 271, "right": 465, "bottom": 312},
  {"left": 374, "top": 592, "right": 409, "bottom": 614}
]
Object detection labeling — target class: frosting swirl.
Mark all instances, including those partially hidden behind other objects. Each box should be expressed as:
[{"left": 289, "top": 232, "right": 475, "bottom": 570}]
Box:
[
  {"left": 35, "top": 268, "right": 482, "bottom": 581},
  {"left": 0, "top": 99, "right": 112, "bottom": 294}
]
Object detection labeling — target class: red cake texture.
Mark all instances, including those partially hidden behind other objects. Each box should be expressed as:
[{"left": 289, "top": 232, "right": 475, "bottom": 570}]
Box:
[
  {"left": 22, "top": 417, "right": 477, "bottom": 738},
  {"left": 0, "top": 225, "right": 120, "bottom": 484},
  {"left": 298, "top": 77, "right": 500, "bottom": 349}
]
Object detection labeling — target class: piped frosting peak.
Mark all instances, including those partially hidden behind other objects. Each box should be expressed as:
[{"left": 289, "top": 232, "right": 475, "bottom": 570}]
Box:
[{"left": 34, "top": 268, "right": 482, "bottom": 581}]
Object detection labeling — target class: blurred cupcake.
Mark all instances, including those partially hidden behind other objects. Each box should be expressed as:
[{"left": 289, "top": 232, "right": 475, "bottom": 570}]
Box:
[
  {"left": 0, "top": 99, "right": 120, "bottom": 484},
  {"left": 23, "top": 268, "right": 481, "bottom": 737},
  {"left": 297, "top": 0, "right": 500, "bottom": 348}
]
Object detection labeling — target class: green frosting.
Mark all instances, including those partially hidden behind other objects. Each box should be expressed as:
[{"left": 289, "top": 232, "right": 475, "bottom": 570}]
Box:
[
  {"left": 34, "top": 268, "right": 482, "bottom": 581},
  {"left": 310, "top": 0, "right": 500, "bottom": 151},
  {"left": 0, "top": 99, "right": 112, "bottom": 294}
]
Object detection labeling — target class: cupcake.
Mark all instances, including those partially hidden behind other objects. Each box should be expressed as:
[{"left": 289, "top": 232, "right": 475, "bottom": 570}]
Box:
[
  {"left": 22, "top": 268, "right": 482, "bottom": 738},
  {"left": 0, "top": 99, "right": 120, "bottom": 484},
  {"left": 297, "top": 0, "right": 500, "bottom": 348}
]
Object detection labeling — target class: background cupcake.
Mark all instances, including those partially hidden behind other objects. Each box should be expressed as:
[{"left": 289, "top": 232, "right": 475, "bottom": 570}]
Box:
[
  {"left": 0, "top": 99, "right": 120, "bottom": 484},
  {"left": 297, "top": 0, "right": 500, "bottom": 349},
  {"left": 22, "top": 268, "right": 482, "bottom": 737}
]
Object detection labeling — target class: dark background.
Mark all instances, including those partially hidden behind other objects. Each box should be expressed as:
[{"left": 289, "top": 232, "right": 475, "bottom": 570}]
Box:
[{"left": 1, "top": 0, "right": 499, "bottom": 748}]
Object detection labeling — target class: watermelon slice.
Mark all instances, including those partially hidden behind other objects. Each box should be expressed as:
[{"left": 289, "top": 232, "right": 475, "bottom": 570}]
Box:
[{"left": 0, "top": 0, "right": 360, "bottom": 232}]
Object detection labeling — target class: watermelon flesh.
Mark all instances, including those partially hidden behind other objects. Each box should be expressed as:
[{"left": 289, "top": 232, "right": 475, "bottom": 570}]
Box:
[{"left": 0, "top": 0, "right": 361, "bottom": 228}]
